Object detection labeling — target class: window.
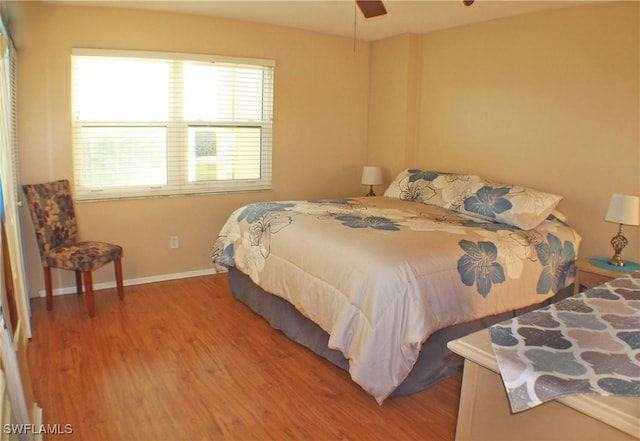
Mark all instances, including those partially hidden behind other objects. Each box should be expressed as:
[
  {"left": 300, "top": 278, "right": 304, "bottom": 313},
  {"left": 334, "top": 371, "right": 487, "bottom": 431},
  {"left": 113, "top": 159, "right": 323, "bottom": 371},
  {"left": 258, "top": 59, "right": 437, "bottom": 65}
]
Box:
[{"left": 71, "top": 49, "right": 274, "bottom": 200}]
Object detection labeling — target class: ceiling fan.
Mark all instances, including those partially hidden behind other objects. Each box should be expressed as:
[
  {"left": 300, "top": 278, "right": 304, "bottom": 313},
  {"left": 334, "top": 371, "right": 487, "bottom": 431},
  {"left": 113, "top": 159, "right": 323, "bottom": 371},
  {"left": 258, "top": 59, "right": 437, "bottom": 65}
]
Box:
[
  {"left": 356, "top": 0, "right": 475, "bottom": 19},
  {"left": 355, "top": 0, "right": 387, "bottom": 19}
]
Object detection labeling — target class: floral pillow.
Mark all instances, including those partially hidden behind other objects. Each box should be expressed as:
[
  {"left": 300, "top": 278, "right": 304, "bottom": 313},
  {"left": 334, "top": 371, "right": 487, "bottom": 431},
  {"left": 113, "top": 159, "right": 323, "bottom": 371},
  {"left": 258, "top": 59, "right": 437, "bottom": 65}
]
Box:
[
  {"left": 384, "top": 169, "right": 562, "bottom": 230},
  {"left": 459, "top": 180, "right": 562, "bottom": 230},
  {"left": 383, "top": 168, "right": 481, "bottom": 210}
]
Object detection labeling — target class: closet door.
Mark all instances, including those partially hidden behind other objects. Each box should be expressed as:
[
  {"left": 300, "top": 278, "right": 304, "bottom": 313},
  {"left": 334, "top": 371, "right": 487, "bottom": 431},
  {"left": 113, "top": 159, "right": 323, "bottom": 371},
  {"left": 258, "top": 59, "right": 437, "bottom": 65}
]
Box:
[
  {"left": 0, "top": 230, "right": 33, "bottom": 439},
  {"left": 0, "top": 370, "right": 18, "bottom": 437},
  {"left": 0, "top": 18, "right": 39, "bottom": 437},
  {"left": 0, "top": 17, "right": 31, "bottom": 340}
]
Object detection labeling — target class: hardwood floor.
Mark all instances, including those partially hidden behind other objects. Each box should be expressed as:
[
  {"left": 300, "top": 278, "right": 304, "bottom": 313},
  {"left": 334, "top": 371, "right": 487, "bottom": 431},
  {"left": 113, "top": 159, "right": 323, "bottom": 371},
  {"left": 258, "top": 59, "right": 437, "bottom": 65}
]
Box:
[{"left": 27, "top": 273, "right": 462, "bottom": 440}]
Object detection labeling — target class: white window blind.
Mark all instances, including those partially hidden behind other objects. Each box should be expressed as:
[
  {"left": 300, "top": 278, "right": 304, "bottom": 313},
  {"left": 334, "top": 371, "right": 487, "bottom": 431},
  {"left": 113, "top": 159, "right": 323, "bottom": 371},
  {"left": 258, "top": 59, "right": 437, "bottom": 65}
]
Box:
[{"left": 71, "top": 49, "right": 274, "bottom": 201}]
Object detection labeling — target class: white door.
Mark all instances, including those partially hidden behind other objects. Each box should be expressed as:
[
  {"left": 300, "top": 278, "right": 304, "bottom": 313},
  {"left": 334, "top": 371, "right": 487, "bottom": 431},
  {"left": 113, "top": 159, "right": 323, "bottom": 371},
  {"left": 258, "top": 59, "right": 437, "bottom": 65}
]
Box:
[{"left": 0, "top": 17, "right": 39, "bottom": 439}]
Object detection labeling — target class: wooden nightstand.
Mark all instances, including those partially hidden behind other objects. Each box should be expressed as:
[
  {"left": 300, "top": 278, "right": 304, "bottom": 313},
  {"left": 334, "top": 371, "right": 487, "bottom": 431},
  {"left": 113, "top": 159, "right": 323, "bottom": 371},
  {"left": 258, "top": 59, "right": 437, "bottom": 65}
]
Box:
[{"left": 574, "top": 257, "right": 640, "bottom": 294}]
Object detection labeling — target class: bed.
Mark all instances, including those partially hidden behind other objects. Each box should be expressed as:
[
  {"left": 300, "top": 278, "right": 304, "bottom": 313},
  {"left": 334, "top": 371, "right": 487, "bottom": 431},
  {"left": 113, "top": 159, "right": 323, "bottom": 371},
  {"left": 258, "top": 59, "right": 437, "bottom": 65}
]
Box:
[{"left": 211, "top": 169, "right": 582, "bottom": 404}]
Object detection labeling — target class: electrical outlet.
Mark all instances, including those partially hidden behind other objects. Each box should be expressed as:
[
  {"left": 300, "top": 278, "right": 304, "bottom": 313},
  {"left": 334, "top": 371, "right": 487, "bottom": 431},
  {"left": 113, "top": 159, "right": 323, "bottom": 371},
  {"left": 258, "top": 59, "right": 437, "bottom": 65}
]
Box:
[{"left": 170, "top": 235, "right": 179, "bottom": 249}]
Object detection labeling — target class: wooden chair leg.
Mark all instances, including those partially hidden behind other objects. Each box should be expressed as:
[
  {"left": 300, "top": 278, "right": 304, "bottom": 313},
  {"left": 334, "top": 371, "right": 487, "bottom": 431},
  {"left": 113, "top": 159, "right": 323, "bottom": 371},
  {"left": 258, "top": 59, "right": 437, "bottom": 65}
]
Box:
[
  {"left": 83, "top": 271, "right": 95, "bottom": 318},
  {"left": 75, "top": 271, "right": 83, "bottom": 296},
  {"left": 43, "top": 266, "right": 53, "bottom": 311},
  {"left": 114, "top": 258, "right": 125, "bottom": 301}
]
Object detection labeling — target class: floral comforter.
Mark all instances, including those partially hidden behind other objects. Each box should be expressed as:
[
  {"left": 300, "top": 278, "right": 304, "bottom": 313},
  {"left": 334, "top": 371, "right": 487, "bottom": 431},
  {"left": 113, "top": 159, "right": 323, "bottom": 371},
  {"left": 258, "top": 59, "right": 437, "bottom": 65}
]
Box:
[{"left": 211, "top": 196, "right": 581, "bottom": 403}]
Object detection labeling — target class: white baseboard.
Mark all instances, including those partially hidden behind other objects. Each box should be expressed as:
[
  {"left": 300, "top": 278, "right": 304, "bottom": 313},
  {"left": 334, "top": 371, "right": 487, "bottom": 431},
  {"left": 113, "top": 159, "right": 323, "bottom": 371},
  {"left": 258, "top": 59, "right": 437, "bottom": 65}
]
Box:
[{"left": 36, "top": 267, "right": 224, "bottom": 298}]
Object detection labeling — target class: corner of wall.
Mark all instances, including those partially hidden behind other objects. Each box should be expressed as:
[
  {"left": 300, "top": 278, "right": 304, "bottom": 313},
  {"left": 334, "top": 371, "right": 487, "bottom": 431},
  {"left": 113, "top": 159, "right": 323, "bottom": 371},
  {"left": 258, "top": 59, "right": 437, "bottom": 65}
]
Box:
[{"left": 367, "top": 33, "right": 421, "bottom": 183}]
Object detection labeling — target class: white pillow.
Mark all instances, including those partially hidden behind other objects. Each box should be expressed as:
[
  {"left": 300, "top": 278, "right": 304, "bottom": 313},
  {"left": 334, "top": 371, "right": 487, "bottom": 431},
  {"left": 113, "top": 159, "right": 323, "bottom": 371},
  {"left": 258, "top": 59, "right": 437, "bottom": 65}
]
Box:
[
  {"left": 384, "top": 169, "right": 562, "bottom": 230},
  {"left": 383, "top": 168, "right": 480, "bottom": 210},
  {"left": 459, "top": 180, "right": 562, "bottom": 230}
]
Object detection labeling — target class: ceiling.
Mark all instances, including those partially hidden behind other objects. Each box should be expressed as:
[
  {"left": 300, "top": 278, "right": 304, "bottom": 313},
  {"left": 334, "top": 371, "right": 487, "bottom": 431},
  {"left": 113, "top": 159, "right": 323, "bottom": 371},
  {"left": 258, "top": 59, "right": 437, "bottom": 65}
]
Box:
[{"left": 47, "top": 0, "right": 595, "bottom": 41}]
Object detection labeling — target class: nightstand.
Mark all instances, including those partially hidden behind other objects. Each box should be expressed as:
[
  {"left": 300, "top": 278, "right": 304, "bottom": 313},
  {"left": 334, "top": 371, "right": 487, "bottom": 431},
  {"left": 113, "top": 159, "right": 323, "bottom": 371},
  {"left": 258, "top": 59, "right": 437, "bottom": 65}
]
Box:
[{"left": 573, "top": 257, "right": 640, "bottom": 294}]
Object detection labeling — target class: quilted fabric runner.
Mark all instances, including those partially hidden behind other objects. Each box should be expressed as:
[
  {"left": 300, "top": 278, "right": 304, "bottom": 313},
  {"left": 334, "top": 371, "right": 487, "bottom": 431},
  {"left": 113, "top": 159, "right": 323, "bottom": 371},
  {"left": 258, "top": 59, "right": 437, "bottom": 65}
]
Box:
[{"left": 489, "top": 272, "right": 640, "bottom": 412}]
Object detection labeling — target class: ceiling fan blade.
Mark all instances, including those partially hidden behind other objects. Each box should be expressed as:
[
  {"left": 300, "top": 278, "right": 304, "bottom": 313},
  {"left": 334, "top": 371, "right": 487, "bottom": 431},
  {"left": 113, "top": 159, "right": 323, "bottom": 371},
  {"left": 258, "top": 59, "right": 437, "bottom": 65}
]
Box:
[{"left": 356, "top": 0, "right": 387, "bottom": 19}]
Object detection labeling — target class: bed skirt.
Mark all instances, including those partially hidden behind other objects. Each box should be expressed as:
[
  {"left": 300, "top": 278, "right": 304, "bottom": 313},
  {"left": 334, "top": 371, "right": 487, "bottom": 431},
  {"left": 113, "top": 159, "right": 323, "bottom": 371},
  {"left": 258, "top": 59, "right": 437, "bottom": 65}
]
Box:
[{"left": 227, "top": 267, "right": 573, "bottom": 398}]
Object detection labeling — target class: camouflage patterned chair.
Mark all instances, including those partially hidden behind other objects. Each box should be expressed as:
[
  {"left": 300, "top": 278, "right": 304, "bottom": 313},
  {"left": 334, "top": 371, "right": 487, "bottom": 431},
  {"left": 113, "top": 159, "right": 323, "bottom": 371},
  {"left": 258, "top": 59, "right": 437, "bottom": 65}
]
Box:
[{"left": 22, "top": 179, "right": 124, "bottom": 317}]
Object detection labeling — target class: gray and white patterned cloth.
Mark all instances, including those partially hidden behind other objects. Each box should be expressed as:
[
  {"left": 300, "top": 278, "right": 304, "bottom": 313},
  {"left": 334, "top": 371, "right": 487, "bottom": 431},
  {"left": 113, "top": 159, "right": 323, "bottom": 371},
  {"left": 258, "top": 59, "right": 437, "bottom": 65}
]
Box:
[{"left": 489, "top": 271, "right": 640, "bottom": 412}]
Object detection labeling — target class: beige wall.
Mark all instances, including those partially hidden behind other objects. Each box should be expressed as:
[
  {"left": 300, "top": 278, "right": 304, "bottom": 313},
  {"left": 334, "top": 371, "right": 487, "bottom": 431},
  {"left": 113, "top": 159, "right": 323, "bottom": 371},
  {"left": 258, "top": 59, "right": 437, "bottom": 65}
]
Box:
[
  {"left": 9, "top": 2, "right": 370, "bottom": 296},
  {"left": 367, "top": 33, "right": 421, "bottom": 180},
  {"left": 369, "top": 1, "right": 640, "bottom": 262},
  {"left": 9, "top": 1, "right": 640, "bottom": 296}
]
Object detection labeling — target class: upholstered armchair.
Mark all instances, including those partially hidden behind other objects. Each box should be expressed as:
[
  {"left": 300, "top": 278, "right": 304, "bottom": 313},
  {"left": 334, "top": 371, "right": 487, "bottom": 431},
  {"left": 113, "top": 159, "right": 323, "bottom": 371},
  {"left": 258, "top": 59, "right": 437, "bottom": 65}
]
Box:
[{"left": 22, "top": 179, "right": 124, "bottom": 317}]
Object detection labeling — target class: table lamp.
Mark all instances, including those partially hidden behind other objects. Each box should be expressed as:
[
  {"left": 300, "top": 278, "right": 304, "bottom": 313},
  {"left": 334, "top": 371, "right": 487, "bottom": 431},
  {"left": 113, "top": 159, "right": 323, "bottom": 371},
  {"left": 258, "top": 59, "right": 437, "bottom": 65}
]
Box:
[
  {"left": 605, "top": 193, "right": 640, "bottom": 266},
  {"left": 361, "top": 166, "right": 382, "bottom": 197}
]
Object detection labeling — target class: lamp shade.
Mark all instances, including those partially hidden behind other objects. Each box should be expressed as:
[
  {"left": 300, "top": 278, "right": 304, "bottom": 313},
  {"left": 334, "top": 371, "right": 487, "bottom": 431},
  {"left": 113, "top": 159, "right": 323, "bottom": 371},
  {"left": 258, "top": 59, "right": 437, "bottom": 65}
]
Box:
[
  {"left": 361, "top": 166, "right": 383, "bottom": 186},
  {"left": 605, "top": 193, "right": 640, "bottom": 226}
]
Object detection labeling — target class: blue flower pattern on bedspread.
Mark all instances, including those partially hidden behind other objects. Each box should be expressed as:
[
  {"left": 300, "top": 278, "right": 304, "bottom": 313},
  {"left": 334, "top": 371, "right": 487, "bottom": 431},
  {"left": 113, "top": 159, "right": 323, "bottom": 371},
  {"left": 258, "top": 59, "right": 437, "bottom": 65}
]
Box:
[
  {"left": 211, "top": 202, "right": 296, "bottom": 265},
  {"left": 212, "top": 198, "right": 578, "bottom": 298},
  {"left": 309, "top": 198, "right": 357, "bottom": 205},
  {"left": 457, "top": 240, "right": 506, "bottom": 297},
  {"left": 237, "top": 202, "right": 295, "bottom": 223},
  {"left": 335, "top": 215, "right": 400, "bottom": 231},
  {"left": 211, "top": 242, "right": 236, "bottom": 268},
  {"left": 536, "top": 233, "right": 576, "bottom": 295},
  {"left": 462, "top": 219, "right": 517, "bottom": 232}
]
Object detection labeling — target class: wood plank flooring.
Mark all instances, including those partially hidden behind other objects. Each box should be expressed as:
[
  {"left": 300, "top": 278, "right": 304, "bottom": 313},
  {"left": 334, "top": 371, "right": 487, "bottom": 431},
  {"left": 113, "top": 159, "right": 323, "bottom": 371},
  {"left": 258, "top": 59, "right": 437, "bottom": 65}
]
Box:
[{"left": 27, "top": 273, "right": 462, "bottom": 440}]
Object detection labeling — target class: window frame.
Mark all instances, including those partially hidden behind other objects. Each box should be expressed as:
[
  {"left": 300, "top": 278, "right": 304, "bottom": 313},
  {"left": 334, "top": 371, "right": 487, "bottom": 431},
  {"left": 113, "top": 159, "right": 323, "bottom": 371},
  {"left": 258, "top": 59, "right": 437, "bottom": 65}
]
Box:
[{"left": 71, "top": 48, "right": 275, "bottom": 201}]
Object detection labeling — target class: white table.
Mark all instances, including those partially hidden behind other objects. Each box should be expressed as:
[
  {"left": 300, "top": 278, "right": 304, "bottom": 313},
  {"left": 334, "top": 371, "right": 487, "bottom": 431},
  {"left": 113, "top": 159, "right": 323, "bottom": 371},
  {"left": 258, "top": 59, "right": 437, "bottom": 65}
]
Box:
[{"left": 448, "top": 329, "right": 640, "bottom": 441}]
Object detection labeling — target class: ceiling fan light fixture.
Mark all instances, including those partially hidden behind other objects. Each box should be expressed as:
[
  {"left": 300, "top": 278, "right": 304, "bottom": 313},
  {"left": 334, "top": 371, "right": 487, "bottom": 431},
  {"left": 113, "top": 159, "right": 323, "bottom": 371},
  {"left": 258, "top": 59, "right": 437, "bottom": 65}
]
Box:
[
  {"left": 463, "top": 0, "right": 475, "bottom": 6},
  {"left": 356, "top": 0, "right": 387, "bottom": 18}
]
